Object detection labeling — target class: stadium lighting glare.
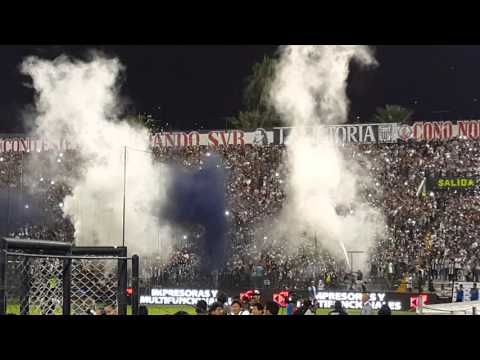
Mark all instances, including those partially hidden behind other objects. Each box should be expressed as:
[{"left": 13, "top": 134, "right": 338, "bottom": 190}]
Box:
[
  {"left": 225, "top": 210, "right": 230, "bottom": 216},
  {"left": 40, "top": 177, "right": 44, "bottom": 182},
  {"left": 0, "top": 157, "right": 3, "bottom": 162},
  {"left": 275, "top": 172, "right": 279, "bottom": 177},
  {"left": 57, "top": 159, "right": 62, "bottom": 163},
  {"left": 25, "top": 204, "right": 29, "bottom": 209},
  {"left": 183, "top": 235, "right": 188, "bottom": 240},
  {"left": 429, "top": 192, "right": 435, "bottom": 197},
  {"left": 37, "top": 149, "right": 41, "bottom": 153},
  {"left": 50, "top": 180, "right": 55, "bottom": 185},
  {"left": 264, "top": 236, "right": 268, "bottom": 240},
  {"left": 59, "top": 202, "right": 63, "bottom": 207},
  {"left": 59, "top": 153, "right": 63, "bottom": 157},
  {"left": 206, "top": 152, "right": 211, "bottom": 157}
]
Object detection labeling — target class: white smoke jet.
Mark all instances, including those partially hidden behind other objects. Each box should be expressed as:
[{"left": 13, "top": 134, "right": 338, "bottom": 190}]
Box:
[
  {"left": 21, "top": 53, "right": 174, "bottom": 258},
  {"left": 269, "top": 45, "right": 385, "bottom": 272}
]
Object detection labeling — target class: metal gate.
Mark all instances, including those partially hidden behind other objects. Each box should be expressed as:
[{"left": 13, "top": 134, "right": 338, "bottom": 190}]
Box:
[{"left": 0, "top": 238, "right": 139, "bottom": 315}]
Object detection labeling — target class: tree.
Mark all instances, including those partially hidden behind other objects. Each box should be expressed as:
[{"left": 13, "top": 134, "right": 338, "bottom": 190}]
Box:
[
  {"left": 373, "top": 105, "right": 414, "bottom": 124},
  {"left": 228, "top": 109, "right": 280, "bottom": 130},
  {"left": 229, "top": 56, "right": 283, "bottom": 130}
]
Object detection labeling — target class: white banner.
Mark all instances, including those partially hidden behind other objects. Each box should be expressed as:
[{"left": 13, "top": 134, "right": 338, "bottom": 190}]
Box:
[
  {"left": 398, "top": 120, "right": 480, "bottom": 142},
  {"left": 150, "top": 128, "right": 274, "bottom": 147},
  {"left": 139, "top": 288, "right": 232, "bottom": 306},
  {"left": 273, "top": 123, "right": 400, "bottom": 145},
  {"left": 0, "top": 129, "right": 275, "bottom": 152},
  {"left": 315, "top": 291, "right": 402, "bottom": 310}
]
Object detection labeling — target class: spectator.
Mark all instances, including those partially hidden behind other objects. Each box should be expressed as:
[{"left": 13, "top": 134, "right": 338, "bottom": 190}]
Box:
[
  {"left": 252, "top": 290, "right": 261, "bottom": 304},
  {"left": 240, "top": 299, "right": 251, "bottom": 315},
  {"left": 407, "top": 275, "right": 413, "bottom": 292},
  {"left": 456, "top": 284, "right": 464, "bottom": 302},
  {"left": 470, "top": 283, "right": 479, "bottom": 301},
  {"left": 361, "top": 301, "right": 373, "bottom": 315},
  {"left": 195, "top": 300, "right": 208, "bottom": 315},
  {"left": 440, "top": 284, "right": 450, "bottom": 298},
  {"left": 250, "top": 303, "right": 264, "bottom": 315},
  {"left": 138, "top": 306, "right": 149, "bottom": 316},
  {"left": 208, "top": 302, "right": 225, "bottom": 315},
  {"left": 307, "top": 281, "right": 317, "bottom": 302},
  {"left": 329, "top": 301, "right": 348, "bottom": 315},
  {"left": 217, "top": 292, "right": 230, "bottom": 314},
  {"left": 286, "top": 299, "right": 295, "bottom": 315},
  {"left": 104, "top": 305, "right": 117, "bottom": 315},
  {"left": 264, "top": 301, "right": 280, "bottom": 315},
  {"left": 230, "top": 300, "right": 243, "bottom": 315},
  {"left": 298, "top": 299, "right": 315, "bottom": 315},
  {"left": 377, "top": 304, "right": 392, "bottom": 315}
]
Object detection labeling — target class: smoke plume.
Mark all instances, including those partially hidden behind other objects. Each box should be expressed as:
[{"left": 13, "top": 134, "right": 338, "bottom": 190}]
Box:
[
  {"left": 20, "top": 53, "right": 174, "bottom": 258},
  {"left": 161, "top": 154, "right": 227, "bottom": 272},
  {"left": 269, "top": 45, "right": 385, "bottom": 271}
]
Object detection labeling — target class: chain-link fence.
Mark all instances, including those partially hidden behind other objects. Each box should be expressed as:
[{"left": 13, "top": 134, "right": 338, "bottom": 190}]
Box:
[
  {"left": 5, "top": 254, "right": 63, "bottom": 315},
  {"left": 70, "top": 257, "right": 120, "bottom": 315},
  {"left": 0, "top": 238, "right": 139, "bottom": 315}
]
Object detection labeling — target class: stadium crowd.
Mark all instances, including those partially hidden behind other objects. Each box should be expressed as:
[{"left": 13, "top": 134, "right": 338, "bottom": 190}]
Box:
[
  {"left": 0, "top": 150, "right": 75, "bottom": 242},
  {"left": 2, "top": 137, "right": 480, "bottom": 292}
]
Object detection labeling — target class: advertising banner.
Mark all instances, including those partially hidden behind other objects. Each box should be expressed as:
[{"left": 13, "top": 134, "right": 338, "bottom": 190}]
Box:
[
  {"left": 426, "top": 176, "right": 480, "bottom": 192},
  {"left": 140, "top": 288, "right": 223, "bottom": 306},
  {"left": 6, "top": 119, "right": 480, "bottom": 154},
  {"left": 273, "top": 123, "right": 399, "bottom": 145}
]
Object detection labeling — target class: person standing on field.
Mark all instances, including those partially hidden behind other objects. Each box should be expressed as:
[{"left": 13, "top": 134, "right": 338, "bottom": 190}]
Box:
[
  {"left": 361, "top": 300, "right": 373, "bottom": 315},
  {"left": 455, "top": 284, "right": 464, "bottom": 302},
  {"left": 470, "top": 283, "right": 478, "bottom": 301}
]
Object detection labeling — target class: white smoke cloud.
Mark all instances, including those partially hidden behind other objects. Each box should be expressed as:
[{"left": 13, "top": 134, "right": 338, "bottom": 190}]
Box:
[
  {"left": 269, "top": 45, "right": 385, "bottom": 271},
  {"left": 21, "top": 53, "right": 174, "bottom": 258}
]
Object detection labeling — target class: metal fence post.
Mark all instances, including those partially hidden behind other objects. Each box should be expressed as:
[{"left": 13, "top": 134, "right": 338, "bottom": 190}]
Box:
[
  {"left": 0, "top": 242, "right": 6, "bottom": 315},
  {"left": 117, "top": 247, "right": 128, "bottom": 315},
  {"left": 63, "top": 256, "right": 72, "bottom": 315},
  {"left": 132, "top": 254, "right": 139, "bottom": 315}
]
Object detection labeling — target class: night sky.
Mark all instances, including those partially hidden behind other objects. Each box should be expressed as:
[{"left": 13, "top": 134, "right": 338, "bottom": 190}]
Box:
[{"left": 1, "top": 45, "right": 479, "bottom": 133}]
